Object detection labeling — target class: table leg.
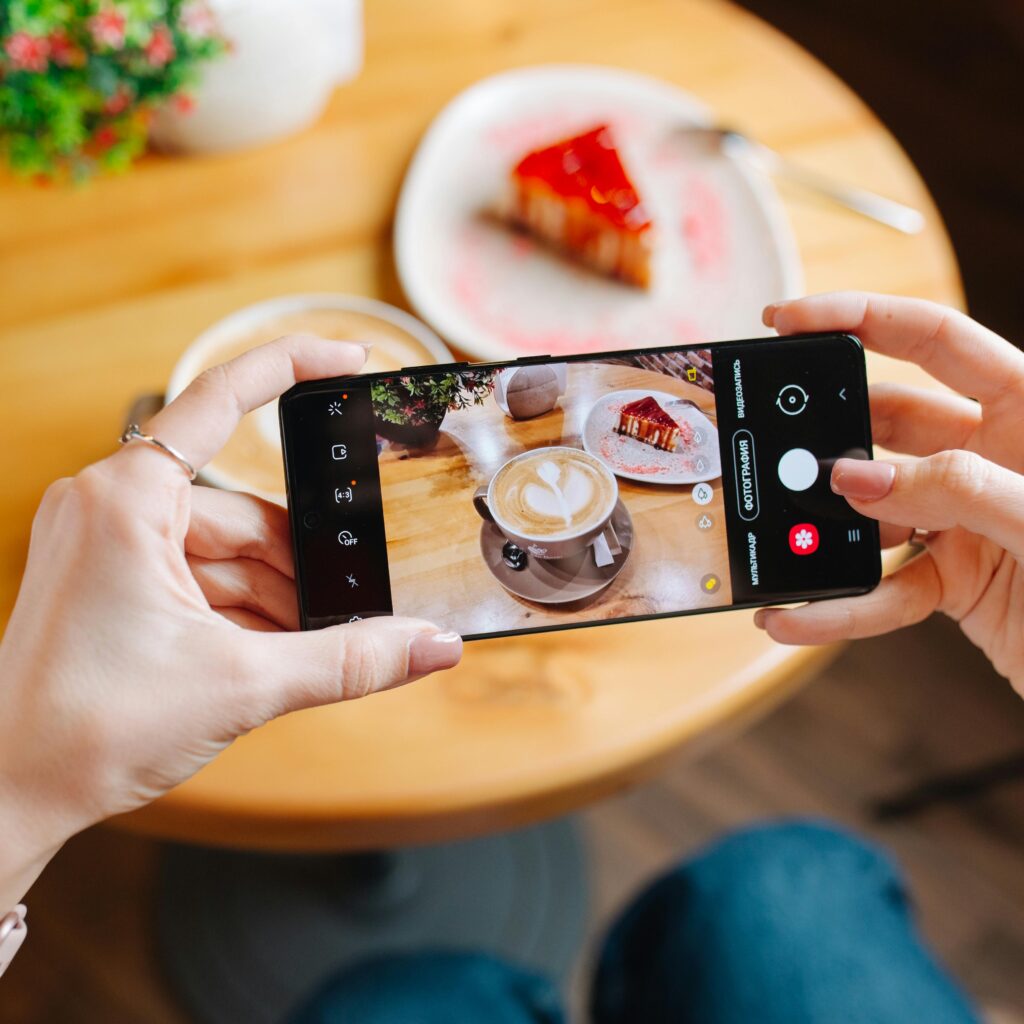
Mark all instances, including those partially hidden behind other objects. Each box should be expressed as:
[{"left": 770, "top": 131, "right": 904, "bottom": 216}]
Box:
[{"left": 156, "top": 818, "right": 588, "bottom": 1024}]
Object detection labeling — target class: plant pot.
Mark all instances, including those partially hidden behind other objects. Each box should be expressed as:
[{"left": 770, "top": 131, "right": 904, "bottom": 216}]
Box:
[
  {"left": 374, "top": 414, "right": 445, "bottom": 450},
  {"left": 151, "top": 0, "right": 363, "bottom": 154}
]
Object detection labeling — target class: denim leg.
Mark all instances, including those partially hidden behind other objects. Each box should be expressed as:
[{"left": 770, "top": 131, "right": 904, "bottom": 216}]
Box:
[
  {"left": 289, "top": 950, "right": 566, "bottom": 1024},
  {"left": 592, "top": 819, "right": 981, "bottom": 1024}
]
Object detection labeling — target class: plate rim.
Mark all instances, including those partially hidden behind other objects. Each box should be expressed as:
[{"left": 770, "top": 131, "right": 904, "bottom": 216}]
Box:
[{"left": 395, "top": 62, "right": 805, "bottom": 360}]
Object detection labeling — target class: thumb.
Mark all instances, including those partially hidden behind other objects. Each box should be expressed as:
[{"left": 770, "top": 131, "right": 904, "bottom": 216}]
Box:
[
  {"left": 831, "top": 451, "right": 1024, "bottom": 558},
  {"left": 245, "top": 617, "right": 462, "bottom": 715}
]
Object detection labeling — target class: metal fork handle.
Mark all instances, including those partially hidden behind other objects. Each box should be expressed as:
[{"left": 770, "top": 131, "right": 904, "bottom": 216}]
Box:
[{"left": 747, "top": 139, "right": 926, "bottom": 235}]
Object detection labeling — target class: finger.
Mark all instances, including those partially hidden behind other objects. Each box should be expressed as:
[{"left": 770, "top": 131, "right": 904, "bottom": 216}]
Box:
[
  {"left": 142, "top": 334, "right": 368, "bottom": 474},
  {"left": 869, "top": 382, "right": 980, "bottom": 456},
  {"left": 187, "top": 486, "right": 294, "bottom": 578},
  {"left": 879, "top": 521, "right": 914, "bottom": 548},
  {"left": 764, "top": 292, "right": 1024, "bottom": 404},
  {"left": 188, "top": 555, "right": 300, "bottom": 631},
  {"left": 242, "top": 617, "right": 463, "bottom": 713},
  {"left": 831, "top": 451, "right": 1024, "bottom": 560},
  {"left": 216, "top": 607, "right": 284, "bottom": 632},
  {"left": 754, "top": 552, "right": 941, "bottom": 644}
]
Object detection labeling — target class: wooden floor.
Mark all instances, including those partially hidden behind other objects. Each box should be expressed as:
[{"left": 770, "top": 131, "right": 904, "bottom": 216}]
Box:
[{"left": 4, "top": 613, "right": 1023, "bottom": 1022}]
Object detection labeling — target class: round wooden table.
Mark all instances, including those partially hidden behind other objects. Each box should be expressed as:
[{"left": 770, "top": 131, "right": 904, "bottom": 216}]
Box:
[{"left": 0, "top": 0, "right": 962, "bottom": 852}]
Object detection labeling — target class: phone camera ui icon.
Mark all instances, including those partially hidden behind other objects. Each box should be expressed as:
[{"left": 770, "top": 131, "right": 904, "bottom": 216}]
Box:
[
  {"left": 700, "top": 573, "right": 721, "bottom": 595},
  {"left": 789, "top": 523, "right": 820, "bottom": 555},
  {"left": 692, "top": 482, "right": 714, "bottom": 506},
  {"left": 335, "top": 486, "right": 354, "bottom": 504},
  {"left": 331, "top": 443, "right": 348, "bottom": 461},
  {"left": 337, "top": 530, "right": 358, "bottom": 547},
  {"left": 776, "top": 384, "right": 809, "bottom": 416}
]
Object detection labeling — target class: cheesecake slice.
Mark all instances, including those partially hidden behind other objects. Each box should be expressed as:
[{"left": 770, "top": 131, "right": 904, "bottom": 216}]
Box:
[
  {"left": 506, "top": 125, "right": 653, "bottom": 288},
  {"left": 617, "top": 396, "right": 690, "bottom": 452}
]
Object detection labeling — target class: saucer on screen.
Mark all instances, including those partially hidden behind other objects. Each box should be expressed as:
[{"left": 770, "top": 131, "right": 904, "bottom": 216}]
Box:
[
  {"left": 582, "top": 389, "right": 720, "bottom": 485},
  {"left": 480, "top": 500, "right": 633, "bottom": 605},
  {"left": 395, "top": 64, "right": 802, "bottom": 360}
]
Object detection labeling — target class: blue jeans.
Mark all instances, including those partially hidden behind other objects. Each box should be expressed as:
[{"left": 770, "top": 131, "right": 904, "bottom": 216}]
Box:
[{"left": 290, "top": 821, "right": 981, "bottom": 1024}]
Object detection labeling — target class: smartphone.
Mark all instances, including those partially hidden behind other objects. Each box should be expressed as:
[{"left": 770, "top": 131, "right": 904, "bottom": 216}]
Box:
[{"left": 280, "top": 334, "right": 880, "bottom": 639}]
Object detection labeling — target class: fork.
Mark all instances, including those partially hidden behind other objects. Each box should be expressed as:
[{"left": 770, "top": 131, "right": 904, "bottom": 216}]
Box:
[{"left": 678, "top": 126, "right": 926, "bottom": 235}]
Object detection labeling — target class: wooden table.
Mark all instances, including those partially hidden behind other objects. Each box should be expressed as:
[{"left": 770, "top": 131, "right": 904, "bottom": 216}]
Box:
[
  {"left": 383, "top": 362, "right": 732, "bottom": 633},
  {"left": 0, "top": 0, "right": 962, "bottom": 849}
]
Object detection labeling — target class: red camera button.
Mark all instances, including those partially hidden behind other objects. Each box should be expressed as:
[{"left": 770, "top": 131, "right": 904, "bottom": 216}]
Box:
[{"left": 789, "top": 523, "right": 820, "bottom": 555}]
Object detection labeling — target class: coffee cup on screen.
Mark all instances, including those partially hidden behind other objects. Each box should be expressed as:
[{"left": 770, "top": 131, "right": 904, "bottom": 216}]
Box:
[{"left": 473, "top": 446, "right": 618, "bottom": 560}]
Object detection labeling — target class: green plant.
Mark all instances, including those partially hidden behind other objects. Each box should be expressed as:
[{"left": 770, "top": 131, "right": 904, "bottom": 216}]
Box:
[
  {"left": 371, "top": 370, "right": 497, "bottom": 427},
  {"left": 0, "top": 0, "right": 225, "bottom": 181}
]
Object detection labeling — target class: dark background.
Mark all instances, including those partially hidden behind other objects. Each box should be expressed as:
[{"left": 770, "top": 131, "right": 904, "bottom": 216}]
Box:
[{"left": 738, "top": 0, "right": 1024, "bottom": 346}]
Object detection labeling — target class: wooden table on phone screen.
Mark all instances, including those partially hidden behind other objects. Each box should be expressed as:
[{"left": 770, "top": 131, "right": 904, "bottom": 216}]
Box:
[
  {"left": 384, "top": 363, "right": 731, "bottom": 634},
  {"left": 0, "top": 0, "right": 962, "bottom": 849}
]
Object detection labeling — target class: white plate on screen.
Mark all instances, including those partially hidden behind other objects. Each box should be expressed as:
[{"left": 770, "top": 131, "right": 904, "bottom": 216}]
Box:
[
  {"left": 395, "top": 64, "right": 803, "bottom": 361},
  {"left": 582, "top": 389, "right": 721, "bottom": 485}
]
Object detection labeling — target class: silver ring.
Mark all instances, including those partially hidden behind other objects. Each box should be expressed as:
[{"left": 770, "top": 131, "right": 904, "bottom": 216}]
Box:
[
  {"left": 910, "top": 527, "right": 934, "bottom": 547},
  {"left": 119, "top": 424, "right": 197, "bottom": 481}
]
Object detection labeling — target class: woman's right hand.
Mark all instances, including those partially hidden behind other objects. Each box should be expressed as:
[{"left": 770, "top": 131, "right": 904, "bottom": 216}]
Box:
[
  {"left": 757, "top": 292, "right": 1024, "bottom": 697},
  {"left": 0, "top": 334, "right": 462, "bottom": 914}
]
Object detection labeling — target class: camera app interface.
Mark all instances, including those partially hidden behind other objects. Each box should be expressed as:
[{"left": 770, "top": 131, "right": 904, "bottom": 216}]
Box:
[{"left": 284, "top": 337, "right": 879, "bottom": 637}]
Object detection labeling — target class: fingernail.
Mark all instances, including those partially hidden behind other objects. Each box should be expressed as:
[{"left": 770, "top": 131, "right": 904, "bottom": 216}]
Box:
[
  {"left": 408, "top": 630, "right": 462, "bottom": 675},
  {"left": 753, "top": 609, "right": 777, "bottom": 629},
  {"left": 334, "top": 339, "right": 373, "bottom": 356},
  {"left": 762, "top": 303, "right": 780, "bottom": 327},
  {"left": 831, "top": 458, "right": 896, "bottom": 501}
]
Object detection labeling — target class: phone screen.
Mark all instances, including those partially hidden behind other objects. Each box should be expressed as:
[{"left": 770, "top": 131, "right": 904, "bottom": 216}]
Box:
[{"left": 281, "top": 334, "right": 880, "bottom": 638}]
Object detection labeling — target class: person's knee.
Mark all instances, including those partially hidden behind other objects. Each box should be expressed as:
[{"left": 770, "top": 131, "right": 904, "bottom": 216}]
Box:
[
  {"left": 593, "top": 819, "right": 910, "bottom": 1024},
  {"left": 683, "top": 818, "right": 907, "bottom": 922},
  {"left": 290, "top": 950, "right": 565, "bottom": 1024}
]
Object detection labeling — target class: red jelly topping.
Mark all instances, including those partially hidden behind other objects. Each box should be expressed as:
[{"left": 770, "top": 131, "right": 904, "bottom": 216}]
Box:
[
  {"left": 620, "top": 396, "right": 679, "bottom": 427},
  {"left": 513, "top": 125, "right": 652, "bottom": 234}
]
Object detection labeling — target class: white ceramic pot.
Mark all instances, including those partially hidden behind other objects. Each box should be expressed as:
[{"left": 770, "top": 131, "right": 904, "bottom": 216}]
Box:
[{"left": 152, "top": 0, "right": 363, "bottom": 153}]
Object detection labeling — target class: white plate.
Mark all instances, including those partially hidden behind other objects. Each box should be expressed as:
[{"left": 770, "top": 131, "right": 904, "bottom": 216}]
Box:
[
  {"left": 396, "top": 64, "right": 803, "bottom": 361},
  {"left": 582, "top": 389, "right": 721, "bottom": 485}
]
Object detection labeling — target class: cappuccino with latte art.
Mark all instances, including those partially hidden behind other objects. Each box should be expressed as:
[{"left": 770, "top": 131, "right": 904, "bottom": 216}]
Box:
[{"left": 491, "top": 448, "right": 616, "bottom": 540}]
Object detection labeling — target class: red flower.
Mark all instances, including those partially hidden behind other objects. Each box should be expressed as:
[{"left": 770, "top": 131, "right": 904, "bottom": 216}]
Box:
[
  {"left": 172, "top": 93, "right": 196, "bottom": 114},
  {"left": 92, "top": 126, "right": 118, "bottom": 150},
  {"left": 103, "top": 85, "right": 134, "bottom": 115},
  {"left": 90, "top": 8, "right": 127, "bottom": 49},
  {"left": 47, "top": 30, "right": 85, "bottom": 68},
  {"left": 144, "top": 24, "right": 175, "bottom": 67},
  {"left": 4, "top": 32, "right": 50, "bottom": 72}
]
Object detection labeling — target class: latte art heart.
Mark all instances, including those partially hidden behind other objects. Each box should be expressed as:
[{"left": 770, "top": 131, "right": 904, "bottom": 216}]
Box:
[
  {"left": 523, "top": 463, "right": 595, "bottom": 527},
  {"left": 491, "top": 449, "right": 616, "bottom": 539}
]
